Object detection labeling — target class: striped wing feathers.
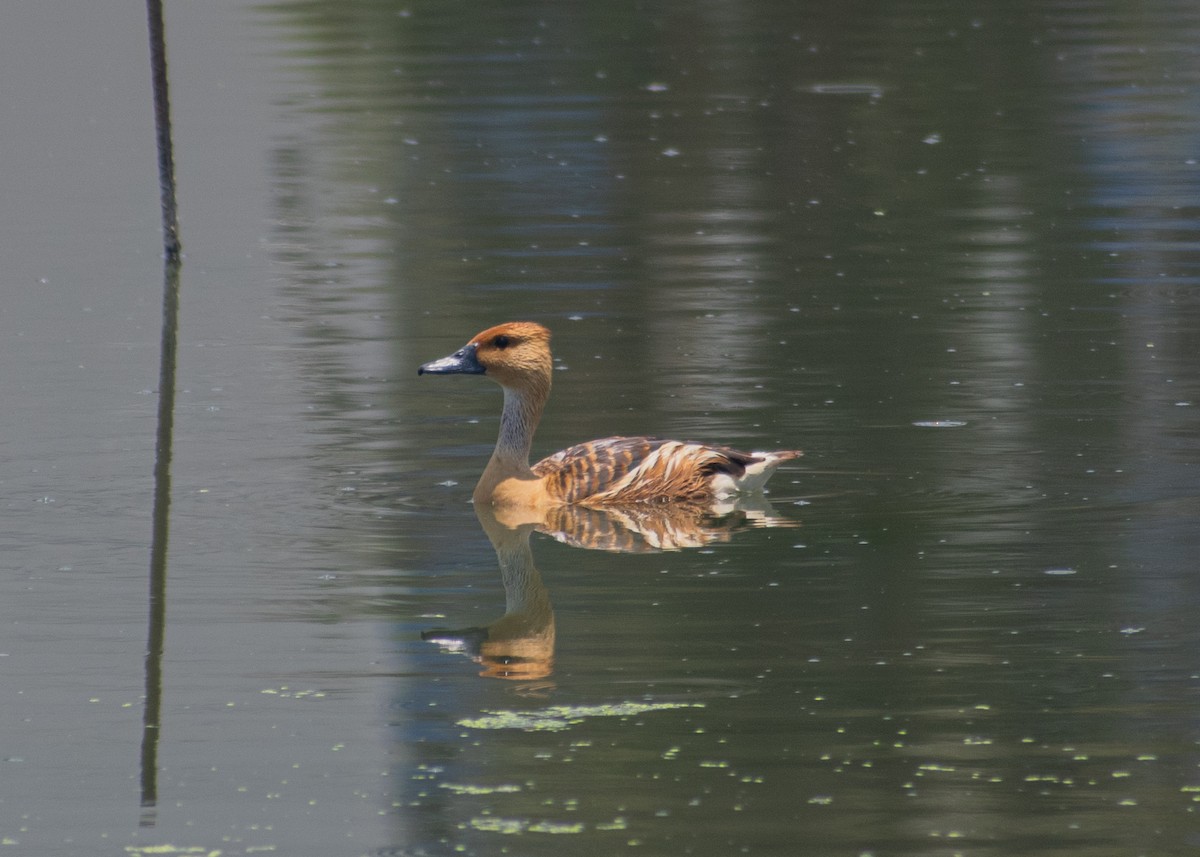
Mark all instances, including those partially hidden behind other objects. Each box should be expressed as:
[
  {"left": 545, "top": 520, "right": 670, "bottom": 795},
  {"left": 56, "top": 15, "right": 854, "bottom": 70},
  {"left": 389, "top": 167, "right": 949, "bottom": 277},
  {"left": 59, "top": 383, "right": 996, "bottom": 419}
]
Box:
[{"left": 532, "top": 436, "right": 765, "bottom": 505}]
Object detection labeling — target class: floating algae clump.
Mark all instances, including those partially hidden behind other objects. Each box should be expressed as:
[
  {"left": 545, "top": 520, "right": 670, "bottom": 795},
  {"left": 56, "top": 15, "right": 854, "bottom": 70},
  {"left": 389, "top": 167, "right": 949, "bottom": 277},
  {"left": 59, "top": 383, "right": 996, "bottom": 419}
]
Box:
[{"left": 458, "top": 701, "right": 705, "bottom": 731}]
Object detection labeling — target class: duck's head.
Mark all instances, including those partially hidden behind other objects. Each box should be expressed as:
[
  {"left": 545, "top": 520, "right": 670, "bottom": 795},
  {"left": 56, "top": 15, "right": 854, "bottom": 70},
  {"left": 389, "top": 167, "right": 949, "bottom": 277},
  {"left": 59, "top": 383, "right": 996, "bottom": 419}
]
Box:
[{"left": 419, "top": 322, "right": 553, "bottom": 393}]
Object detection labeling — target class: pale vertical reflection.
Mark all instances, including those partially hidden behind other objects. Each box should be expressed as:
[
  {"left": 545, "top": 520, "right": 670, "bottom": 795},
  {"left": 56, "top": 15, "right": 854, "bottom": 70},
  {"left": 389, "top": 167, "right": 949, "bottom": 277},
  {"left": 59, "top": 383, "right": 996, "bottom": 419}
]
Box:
[
  {"left": 643, "top": 169, "right": 777, "bottom": 418},
  {"left": 950, "top": 175, "right": 1037, "bottom": 411},
  {"left": 634, "top": 0, "right": 780, "bottom": 422},
  {"left": 895, "top": 192, "right": 1041, "bottom": 857},
  {"left": 939, "top": 174, "right": 1041, "bottom": 527}
]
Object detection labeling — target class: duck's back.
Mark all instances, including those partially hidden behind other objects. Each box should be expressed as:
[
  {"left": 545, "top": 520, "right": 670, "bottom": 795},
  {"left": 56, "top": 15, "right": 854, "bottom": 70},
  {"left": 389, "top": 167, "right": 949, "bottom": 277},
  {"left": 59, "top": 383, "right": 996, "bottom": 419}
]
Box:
[{"left": 532, "top": 436, "right": 795, "bottom": 505}]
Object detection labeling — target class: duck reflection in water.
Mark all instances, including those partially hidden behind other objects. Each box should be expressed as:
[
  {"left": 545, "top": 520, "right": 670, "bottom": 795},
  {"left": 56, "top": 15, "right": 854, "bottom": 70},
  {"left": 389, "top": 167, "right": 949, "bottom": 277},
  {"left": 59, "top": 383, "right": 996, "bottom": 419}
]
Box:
[
  {"left": 422, "top": 506, "right": 557, "bottom": 682},
  {"left": 421, "top": 499, "right": 800, "bottom": 681},
  {"left": 419, "top": 322, "right": 803, "bottom": 680}
]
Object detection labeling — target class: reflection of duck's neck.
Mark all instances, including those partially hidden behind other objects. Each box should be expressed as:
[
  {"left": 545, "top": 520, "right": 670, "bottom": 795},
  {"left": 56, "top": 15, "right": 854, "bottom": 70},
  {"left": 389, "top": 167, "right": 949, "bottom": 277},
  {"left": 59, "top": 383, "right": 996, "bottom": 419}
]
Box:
[
  {"left": 489, "top": 519, "right": 552, "bottom": 620},
  {"left": 475, "top": 506, "right": 555, "bottom": 680}
]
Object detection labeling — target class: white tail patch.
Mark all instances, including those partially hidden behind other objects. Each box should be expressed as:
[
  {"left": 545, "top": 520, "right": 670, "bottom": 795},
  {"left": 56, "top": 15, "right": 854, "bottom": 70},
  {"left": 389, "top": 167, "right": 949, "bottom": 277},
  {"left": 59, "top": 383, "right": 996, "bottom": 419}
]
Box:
[{"left": 713, "top": 451, "right": 802, "bottom": 498}]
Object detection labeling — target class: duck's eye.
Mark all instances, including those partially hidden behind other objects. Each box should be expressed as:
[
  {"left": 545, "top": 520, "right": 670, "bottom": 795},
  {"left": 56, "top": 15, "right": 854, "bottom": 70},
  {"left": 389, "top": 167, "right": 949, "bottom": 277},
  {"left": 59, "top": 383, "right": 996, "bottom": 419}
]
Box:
[{"left": 493, "top": 334, "right": 511, "bottom": 349}]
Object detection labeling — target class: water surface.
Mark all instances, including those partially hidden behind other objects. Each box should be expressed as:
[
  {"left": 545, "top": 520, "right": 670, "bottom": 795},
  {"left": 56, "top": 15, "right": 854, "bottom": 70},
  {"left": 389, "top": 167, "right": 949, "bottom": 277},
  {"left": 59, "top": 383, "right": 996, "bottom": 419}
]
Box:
[{"left": 2, "top": 1, "right": 1199, "bottom": 855}]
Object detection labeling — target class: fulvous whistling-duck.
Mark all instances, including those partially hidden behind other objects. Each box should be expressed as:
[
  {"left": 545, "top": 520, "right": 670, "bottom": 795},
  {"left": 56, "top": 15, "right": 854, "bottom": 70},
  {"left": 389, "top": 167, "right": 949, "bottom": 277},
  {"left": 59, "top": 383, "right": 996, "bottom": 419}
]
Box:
[{"left": 418, "top": 322, "right": 802, "bottom": 510}]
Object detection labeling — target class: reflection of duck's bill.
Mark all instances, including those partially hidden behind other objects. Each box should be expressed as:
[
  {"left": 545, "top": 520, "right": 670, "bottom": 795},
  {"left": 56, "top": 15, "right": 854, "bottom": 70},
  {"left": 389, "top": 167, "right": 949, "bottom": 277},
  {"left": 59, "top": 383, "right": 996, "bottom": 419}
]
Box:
[
  {"left": 423, "top": 626, "right": 555, "bottom": 681},
  {"left": 422, "top": 626, "right": 489, "bottom": 655}
]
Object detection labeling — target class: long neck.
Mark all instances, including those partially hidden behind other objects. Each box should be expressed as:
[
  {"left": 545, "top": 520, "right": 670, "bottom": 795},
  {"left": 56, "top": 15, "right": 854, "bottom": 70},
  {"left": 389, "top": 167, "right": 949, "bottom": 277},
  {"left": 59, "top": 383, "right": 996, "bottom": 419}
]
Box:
[
  {"left": 475, "top": 371, "right": 552, "bottom": 506},
  {"left": 476, "top": 381, "right": 548, "bottom": 494},
  {"left": 495, "top": 385, "right": 545, "bottom": 465}
]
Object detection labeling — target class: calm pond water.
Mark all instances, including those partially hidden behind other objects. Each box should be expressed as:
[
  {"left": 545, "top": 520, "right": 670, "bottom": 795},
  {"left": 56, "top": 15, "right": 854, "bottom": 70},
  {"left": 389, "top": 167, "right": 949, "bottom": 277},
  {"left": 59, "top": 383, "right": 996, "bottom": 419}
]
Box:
[{"left": 3, "top": 1, "right": 1200, "bottom": 855}]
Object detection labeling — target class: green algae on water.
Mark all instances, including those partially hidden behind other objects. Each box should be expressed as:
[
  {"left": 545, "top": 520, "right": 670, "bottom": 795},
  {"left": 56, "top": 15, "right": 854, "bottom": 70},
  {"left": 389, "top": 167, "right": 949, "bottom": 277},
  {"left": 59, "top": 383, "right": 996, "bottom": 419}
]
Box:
[{"left": 458, "top": 701, "right": 705, "bottom": 731}]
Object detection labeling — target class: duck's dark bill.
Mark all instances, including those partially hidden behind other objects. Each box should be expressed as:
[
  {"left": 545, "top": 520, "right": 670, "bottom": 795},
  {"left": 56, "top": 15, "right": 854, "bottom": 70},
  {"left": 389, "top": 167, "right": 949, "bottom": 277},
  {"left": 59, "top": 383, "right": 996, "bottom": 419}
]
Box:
[{"left": 418, "top": 343, "right": 485, "bottom": 375}]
